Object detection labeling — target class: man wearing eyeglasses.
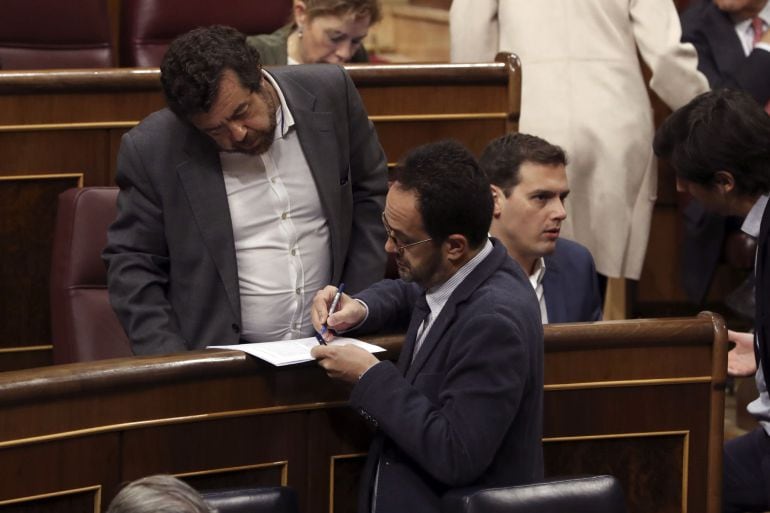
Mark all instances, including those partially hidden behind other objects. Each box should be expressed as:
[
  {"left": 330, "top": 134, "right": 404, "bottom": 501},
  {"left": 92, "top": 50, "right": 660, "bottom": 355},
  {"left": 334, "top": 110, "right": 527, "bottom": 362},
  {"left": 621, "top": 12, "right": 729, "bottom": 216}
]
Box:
[{"left": 309, "top": 140, "right": 544, "bottom": 513}]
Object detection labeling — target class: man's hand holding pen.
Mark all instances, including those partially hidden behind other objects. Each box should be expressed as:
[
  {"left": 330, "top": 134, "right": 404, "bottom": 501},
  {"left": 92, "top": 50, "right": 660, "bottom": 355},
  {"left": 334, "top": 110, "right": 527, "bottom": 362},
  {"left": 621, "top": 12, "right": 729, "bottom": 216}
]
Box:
[
  {"left": 310, "top": 285, "right": 378, "bottom": 384},
  {"left": 311, "top": 285, "right": 366, "bottom": 343}
]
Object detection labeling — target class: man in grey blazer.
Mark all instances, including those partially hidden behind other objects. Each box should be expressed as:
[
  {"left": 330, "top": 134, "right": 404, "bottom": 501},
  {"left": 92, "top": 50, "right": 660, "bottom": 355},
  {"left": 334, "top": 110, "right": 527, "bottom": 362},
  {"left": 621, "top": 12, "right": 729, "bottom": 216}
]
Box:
[
  {"left": 481, "top": 133, "right": 602, "bottom": 324},
  {"left": 103, "top": 26, "right": 388, "bottom": 355}
]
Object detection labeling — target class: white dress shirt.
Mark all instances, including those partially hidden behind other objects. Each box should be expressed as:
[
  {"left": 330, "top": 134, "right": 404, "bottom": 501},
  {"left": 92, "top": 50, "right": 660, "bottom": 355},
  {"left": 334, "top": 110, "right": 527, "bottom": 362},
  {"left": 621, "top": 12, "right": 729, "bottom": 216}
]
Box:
[{"left": 220, "top": 71, "right": 331, "bottom": 342}]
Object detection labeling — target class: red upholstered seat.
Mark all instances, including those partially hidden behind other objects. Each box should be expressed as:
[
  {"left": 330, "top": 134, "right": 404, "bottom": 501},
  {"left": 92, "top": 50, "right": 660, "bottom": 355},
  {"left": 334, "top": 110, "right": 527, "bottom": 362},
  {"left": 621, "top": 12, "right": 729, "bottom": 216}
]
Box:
[
  {"left": 120, "top": 0, "right": 293, "bottom": 67},
  {"left": 50, "top": 187, "right": 131, "bottom": 364},
  {"left": 0, "top": 0, "right": 114, "bottom": 70}
]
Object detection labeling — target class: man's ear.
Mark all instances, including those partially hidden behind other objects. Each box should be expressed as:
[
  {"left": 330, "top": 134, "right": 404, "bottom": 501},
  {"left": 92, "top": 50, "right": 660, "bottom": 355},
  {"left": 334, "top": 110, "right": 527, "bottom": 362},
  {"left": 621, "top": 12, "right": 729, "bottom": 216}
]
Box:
[
  {"left": 444, "top": 234, "right": 469, "bottom": 263},
  {"left": 490, "top": 185, "right": 504, "bottom": 217},
  {"left": 713, "top": 170, "right": 736, "bottom": 194}
]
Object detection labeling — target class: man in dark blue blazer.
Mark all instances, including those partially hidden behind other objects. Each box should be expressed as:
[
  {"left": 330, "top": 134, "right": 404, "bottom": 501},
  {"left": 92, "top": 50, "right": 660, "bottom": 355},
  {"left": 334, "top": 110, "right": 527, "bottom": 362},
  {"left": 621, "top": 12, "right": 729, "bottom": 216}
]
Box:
[
  {"left": 678, "top": 0, "right": 770, "bottom": 303},
  {"left": 310, "top": 141, "right": 544, "bottom": 513},
  {"left": 654, "top": 89, "right": 770, "bottom": 513},
  {"left": 480, "top": 133, "right": 602, "bottom": 324},
  {"left": 681, "top": 0, "right": 770, "bottom": 104}
]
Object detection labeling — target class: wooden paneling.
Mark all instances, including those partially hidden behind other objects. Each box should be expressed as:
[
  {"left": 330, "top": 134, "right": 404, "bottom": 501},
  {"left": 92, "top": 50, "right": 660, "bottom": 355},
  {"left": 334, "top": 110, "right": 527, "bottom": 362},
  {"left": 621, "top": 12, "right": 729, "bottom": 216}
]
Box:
[
  {"left": 0, "top": 485, "right": 102, "bottom": 513},
  {"left": 545, "top": 434, "right": 687, "bottom": 513},
  {"left": 0, "top": 313, "right": 727, "bottom": 513},
  {"left": 0, "top": 175, "right": 82, "bottom": 359},
  {"left": 0, "top": 59, "right": 520, "bottom": 371}
]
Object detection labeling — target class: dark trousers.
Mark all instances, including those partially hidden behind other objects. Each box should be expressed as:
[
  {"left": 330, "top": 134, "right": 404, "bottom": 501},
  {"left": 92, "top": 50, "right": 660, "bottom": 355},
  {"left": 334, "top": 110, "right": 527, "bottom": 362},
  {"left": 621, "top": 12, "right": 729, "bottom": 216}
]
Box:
[{"left": 723, "top": 427, "right": 770, "bottom": 513}]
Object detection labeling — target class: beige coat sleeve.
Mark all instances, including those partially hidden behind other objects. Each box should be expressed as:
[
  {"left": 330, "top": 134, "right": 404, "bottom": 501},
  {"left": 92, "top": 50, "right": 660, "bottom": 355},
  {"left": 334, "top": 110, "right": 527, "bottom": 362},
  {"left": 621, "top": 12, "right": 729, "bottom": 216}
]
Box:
[
  {"left": 630, "top": 0, "right": 710, "bottom": 109},
  {"left": 449, "top": 0, "right": 499, "bottom": 62}
]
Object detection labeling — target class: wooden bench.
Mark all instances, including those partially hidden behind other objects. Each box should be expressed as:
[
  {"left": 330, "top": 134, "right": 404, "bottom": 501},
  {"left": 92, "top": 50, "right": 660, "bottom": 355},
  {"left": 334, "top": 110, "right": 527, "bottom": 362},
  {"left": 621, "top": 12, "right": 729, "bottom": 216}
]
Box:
[
  {"left": 0, "top": 56, "right": 521, "bottom": 371},
  {"left": 0, "top": 312, "right": 726, "bottom": 513}
]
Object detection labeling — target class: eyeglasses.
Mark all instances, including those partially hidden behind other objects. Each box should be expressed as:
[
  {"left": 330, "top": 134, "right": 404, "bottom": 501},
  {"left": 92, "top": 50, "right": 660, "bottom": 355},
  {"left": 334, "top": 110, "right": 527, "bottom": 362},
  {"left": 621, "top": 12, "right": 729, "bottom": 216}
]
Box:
[{"left": 381, "top": 212, "right": 433, "bottom": 255}]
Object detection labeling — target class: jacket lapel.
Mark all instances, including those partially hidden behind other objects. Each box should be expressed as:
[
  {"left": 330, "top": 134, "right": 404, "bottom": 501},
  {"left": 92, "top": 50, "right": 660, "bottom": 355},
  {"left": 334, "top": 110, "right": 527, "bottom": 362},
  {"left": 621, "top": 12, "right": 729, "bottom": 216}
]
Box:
[
  {"left": 542, "top": 255, "right": 565, "bottom": 324},
  {"left": 405, "top": 242, "right": 507, "bottom": 380},
  {"left": 756, "top": 201, "right": 770, "bottom": 379},
  {"left": 705, "top": 5, "right": 747, "bottom": 75},
  {"left": 177, "top": 128, "right": 241, "bottom": 321}
]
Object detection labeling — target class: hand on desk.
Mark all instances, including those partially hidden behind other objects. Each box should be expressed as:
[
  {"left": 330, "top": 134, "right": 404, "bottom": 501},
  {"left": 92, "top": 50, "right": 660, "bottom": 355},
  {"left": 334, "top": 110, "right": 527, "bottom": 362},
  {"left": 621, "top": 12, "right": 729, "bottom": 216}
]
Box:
[
  {"left": 311, "top": 285, "right": 366, "bottom": 342},
  {"left": 311, "top": 343, "right": 379, "bottom": 384},
  {"left": 727, "top": 329, "right": 757, "bottom": 377}
]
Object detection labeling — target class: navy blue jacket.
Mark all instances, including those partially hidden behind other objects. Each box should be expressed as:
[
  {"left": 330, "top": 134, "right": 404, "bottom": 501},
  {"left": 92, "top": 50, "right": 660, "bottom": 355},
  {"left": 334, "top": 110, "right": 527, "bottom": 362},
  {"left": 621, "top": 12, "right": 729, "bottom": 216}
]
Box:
[
  {"left": 350, "top": 240, "right": 544, "bottom": 513},
  {"left": 543, "top": 238, "right": 603, "bottom": 323},
  {"left": 681, "top": 0, "right": 770, "bottom": 105}
]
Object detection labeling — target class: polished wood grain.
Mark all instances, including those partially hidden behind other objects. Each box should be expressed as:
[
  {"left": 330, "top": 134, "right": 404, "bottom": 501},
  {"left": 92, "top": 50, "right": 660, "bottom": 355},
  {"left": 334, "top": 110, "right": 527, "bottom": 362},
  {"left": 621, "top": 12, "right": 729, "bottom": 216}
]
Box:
[{"left": 0, "top": 313, "right": 726, "bottom": 513}]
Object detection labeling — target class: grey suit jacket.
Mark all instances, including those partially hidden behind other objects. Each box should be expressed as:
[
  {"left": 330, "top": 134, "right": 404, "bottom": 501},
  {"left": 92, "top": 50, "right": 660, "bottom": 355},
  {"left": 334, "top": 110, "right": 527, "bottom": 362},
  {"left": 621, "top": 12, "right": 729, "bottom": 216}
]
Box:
[{"left": 104, "top": 64, "right": 388, "bottom": 354}]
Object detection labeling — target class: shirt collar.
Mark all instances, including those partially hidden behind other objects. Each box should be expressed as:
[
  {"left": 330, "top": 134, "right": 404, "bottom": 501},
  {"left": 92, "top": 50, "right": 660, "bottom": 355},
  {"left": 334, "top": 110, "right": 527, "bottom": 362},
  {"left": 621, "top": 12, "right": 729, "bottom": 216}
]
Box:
[
  {"left": 425, "top": 239, "right": 493, "bottom": 314},
  {"left": 261, "top": 70, "right": 295, "bottom": 138},
  {"left": 741, "top": 194, "right": 769, "bottom": 238},
  {"left": 528, "top": 257, "right": 547, "bottom": 288}
]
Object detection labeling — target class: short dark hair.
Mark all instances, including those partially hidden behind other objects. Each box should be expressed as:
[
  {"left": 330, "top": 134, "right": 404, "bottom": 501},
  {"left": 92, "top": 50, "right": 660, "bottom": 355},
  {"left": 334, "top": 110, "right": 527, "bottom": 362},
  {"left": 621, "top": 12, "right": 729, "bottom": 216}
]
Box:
[
  {"left": 394, "top": 140, "right": 492, "bottom": 249},
  {"left": 479, "top": 133, "right": 567, "bottom": 195},
  {"left": 653, "top": 88, "right": 770, "bottom": 196},
  {"left": 160, "top": 25, "right": 263, "bottom": 119}
]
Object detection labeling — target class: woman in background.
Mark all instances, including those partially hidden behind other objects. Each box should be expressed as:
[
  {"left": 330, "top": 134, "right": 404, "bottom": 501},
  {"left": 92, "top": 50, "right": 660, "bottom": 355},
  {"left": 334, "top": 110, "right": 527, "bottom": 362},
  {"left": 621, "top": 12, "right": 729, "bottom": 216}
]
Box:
[{"left": 248, "top": 0, "right": 381, "bottom": 65}]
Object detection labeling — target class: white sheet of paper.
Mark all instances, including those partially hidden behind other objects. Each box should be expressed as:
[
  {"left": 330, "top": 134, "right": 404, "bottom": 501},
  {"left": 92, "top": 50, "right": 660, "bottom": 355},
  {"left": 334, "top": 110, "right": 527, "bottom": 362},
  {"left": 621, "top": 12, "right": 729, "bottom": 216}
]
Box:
[{"left": 210, "top": 337, "right": 385, "bottom": 367}]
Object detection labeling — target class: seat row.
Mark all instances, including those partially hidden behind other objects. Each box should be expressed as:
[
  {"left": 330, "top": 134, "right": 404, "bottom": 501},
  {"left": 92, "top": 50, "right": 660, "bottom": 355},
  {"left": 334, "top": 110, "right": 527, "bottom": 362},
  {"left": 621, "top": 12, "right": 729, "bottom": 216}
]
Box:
[{"left": 0, "top": 0, "right": 291, "bottom": 69}]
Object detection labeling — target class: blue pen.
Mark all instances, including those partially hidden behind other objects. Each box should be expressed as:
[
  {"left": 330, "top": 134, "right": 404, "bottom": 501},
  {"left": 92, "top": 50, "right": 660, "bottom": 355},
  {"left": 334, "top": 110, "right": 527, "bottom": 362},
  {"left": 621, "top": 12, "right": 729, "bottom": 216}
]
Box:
[{"left": 320, "top": 283, "right": 345, "bottom": 340}]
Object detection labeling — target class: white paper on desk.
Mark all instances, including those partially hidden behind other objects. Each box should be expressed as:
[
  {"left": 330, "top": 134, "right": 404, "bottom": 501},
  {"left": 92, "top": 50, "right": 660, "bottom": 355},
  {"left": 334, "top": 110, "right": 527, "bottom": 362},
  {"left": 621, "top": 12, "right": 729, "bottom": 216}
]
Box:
[{"left": 210, "top": 337, "right": 385, "bottom": 367}]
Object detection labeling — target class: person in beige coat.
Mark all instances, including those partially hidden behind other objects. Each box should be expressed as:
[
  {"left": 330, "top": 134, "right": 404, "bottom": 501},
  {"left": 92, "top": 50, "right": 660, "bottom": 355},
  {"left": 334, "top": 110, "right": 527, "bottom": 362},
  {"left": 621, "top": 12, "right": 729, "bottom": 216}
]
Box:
[{"left": 450, "top": 0, "right": 709, "bottom": 280}]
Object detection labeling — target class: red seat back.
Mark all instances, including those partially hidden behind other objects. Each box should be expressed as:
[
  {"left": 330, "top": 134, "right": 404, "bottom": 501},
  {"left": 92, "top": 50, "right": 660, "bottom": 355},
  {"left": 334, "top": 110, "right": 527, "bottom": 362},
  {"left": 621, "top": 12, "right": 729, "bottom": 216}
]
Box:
[
  {"left": 120, "top": 0, "right": 292, "bottom": 67},
  {"left": 50, "top": 187, "right": 131, "bottom": 363}
]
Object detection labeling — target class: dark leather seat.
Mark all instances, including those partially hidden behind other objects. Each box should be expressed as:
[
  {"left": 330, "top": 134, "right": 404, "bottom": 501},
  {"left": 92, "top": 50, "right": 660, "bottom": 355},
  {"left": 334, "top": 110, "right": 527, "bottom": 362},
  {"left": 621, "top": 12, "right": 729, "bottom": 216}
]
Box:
[
  {"left": 441, "top": 475, "right": 627, "bottom": 513},
  {"left": 50, "top": 187, "right": 131, "bottom": 364},
  {"left": 120, "top": 0, "right": 292, "bottom": 67},
  {"left": 202, "top": 486, "right": 299, "bottom": 513},
  {"left": 0, "top": 0, "right": 114, "bottom": 69}
]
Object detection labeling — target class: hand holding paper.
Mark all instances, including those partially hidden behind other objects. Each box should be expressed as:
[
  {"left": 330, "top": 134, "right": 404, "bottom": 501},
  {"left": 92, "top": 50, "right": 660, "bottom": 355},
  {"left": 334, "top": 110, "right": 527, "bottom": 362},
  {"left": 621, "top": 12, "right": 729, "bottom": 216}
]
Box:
[
  {"left": 211, "top": 336, "right": 383, "bottom": 367},
  {"left": 311, "top": 343, "right": 380, "bottom": 384}
]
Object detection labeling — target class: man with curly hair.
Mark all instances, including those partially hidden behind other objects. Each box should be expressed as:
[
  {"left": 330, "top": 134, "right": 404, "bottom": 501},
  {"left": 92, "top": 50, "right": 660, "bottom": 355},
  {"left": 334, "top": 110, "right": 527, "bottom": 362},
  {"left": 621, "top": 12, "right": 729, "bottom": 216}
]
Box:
[{"left": 103, "top": 25, "right": 388, "bottom": 354}]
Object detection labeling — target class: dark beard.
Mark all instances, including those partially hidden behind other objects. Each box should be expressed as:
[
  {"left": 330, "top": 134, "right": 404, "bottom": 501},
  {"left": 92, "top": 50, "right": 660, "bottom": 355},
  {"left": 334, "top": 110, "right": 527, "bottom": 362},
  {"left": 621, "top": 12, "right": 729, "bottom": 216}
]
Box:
[{"left": 231, "top": 88, "right": 278, "bottom": 155}]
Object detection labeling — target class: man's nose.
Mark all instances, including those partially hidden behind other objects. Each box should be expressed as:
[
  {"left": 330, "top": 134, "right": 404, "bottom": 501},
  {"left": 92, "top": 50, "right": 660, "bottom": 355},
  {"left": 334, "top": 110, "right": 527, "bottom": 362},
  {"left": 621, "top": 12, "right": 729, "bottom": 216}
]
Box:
[
  {"left": 384, "top": 236, "right": 398, "bottom": 254},
  {"left": 675, "top": 177, "right": 687, "bottom": 192},
  {"left": 227, "top": 122, "right": 248, "bottom": 142},
  {"left": 553, "top": 199, "right": 567, "bottom": 220}
]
